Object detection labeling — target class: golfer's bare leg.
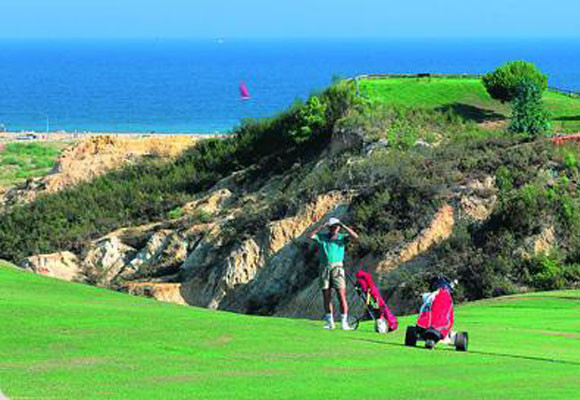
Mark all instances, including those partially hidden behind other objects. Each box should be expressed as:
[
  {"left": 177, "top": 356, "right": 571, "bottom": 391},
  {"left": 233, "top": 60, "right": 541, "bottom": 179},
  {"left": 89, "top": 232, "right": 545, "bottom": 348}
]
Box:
[
  {"left": 322, "top": 289, "right": 333, "bottom": 314},
  {"left": 338, "top": 287, "right": 349, "bottom": 315}
]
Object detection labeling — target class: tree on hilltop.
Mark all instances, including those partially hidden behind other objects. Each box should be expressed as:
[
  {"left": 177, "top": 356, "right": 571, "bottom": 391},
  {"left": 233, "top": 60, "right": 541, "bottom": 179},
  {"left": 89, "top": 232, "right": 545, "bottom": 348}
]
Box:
[{"left": 483, "top": 60, "right": 548, "bottom": 103}]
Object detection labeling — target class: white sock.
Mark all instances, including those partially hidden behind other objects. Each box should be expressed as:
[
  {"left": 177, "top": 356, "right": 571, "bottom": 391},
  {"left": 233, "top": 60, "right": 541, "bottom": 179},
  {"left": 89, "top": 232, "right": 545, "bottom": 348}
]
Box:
[
  {"left": 341, "top": 314, "right": 348, "bottom": 323},
  {"left": 325, "top": 313, "right": 333, "bottom": 321}
]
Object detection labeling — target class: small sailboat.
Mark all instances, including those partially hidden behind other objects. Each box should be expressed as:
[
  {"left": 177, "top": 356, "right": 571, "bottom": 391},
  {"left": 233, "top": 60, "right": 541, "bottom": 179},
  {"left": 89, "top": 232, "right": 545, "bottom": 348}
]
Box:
[{"left": 239, "top": 81, "right": 251, "bottom": 100}]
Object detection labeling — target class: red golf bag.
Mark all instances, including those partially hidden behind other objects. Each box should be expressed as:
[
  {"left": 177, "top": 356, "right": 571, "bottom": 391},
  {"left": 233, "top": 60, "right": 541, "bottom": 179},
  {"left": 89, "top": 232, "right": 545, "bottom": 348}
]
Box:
[{"left": 355, "top": 270, "right": 398, "bottom": 332}]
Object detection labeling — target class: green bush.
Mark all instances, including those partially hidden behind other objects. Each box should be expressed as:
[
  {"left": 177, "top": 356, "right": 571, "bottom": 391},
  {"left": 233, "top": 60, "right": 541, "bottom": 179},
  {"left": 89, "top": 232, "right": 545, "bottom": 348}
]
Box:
[
  {"left": 495, "top": 166, "right": 514, "bottom": 191},
  {"left": 235, "top": 81, "right": 356, "bottom": 158},
  {"left": 522, "top": 254, "right": 566, "bottom": 290},
  {"left": 167, "top": 207, "right": 185, "bottom": 219},
  {"left": 288, "top": 96, "right": 327, "bottom": 143},
  {"left": 482, "top": 60, "right": 548, "bottom": 103},
  {"left": 508, "top": 79, "right": 551, "bottom": 137}
]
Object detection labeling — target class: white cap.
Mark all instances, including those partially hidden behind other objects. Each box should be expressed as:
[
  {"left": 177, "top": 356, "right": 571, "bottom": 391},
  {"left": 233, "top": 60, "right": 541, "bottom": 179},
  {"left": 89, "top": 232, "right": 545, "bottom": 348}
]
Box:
[{"left": 328, "top": 217, "right": 341, "bottom": 226}]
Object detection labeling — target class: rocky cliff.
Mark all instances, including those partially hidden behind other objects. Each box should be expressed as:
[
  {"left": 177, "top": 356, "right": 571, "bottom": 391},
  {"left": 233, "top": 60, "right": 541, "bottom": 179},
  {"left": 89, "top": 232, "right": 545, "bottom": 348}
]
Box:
[{"left": 17, "top": 142, "right": 504, "bottom": 318}]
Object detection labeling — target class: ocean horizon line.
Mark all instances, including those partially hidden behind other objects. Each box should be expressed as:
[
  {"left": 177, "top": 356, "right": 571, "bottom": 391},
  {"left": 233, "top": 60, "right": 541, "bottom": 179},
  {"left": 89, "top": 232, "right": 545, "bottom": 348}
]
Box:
[{"left": 1, "top": 36, "right": 579, "bottom": 42}]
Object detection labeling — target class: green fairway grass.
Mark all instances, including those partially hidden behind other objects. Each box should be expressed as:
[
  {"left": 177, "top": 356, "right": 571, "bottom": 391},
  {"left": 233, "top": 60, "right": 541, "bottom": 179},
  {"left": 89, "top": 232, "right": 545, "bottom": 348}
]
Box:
[
  {"left": 0, "top": 142, "right": 66, "bottom": 187},
  {"left": 0, "top": 262, "right": 579, "bottom": 399},
  {"left": 359, "top": 77, "right": 580, "bottom": 132}
]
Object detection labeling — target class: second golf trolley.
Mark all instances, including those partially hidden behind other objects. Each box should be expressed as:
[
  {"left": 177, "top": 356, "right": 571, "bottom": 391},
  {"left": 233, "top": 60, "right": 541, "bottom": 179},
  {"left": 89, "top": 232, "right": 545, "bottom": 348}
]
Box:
[{"left": 405, "top": 277, "right": 468, "bottom": 351}]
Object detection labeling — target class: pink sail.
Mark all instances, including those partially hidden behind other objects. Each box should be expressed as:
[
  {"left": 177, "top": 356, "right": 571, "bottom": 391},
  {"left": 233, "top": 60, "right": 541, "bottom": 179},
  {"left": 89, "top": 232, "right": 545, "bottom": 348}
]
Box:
[{"left": 239, "top": 81, "right": 251, "bottom": 99}]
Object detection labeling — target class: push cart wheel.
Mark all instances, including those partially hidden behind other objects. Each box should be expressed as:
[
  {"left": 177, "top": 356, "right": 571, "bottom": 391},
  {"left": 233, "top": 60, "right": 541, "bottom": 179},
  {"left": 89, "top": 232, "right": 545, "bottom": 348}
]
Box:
[
  {"left": 405, "top": 326, "right": 417, "bottom": 347},
  {"left": 348, "top": 316, "right": 360, "bottom": 331},
  {"left": 455, "top": 332, "right": 468, "bottom": 352},
  {"left": 425, "top": 339, "right": 435, "bottom": 349}
]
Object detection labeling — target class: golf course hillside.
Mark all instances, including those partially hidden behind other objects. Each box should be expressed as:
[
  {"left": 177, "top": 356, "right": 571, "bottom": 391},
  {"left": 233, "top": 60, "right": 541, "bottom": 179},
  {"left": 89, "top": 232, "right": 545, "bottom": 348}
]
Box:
[
  {"left": 358, "top": 76, "right": 580, "bottom": 132},
  {"left": 0, "top": 262, "right": 578, "bottom": 399}
]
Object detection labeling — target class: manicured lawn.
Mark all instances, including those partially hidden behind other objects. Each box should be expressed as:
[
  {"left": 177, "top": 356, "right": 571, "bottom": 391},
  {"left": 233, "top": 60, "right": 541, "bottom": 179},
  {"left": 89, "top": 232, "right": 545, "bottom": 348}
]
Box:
[
  {"left": 0, "top": 262, "right": 579, "bottom": 399},
  {"left": 359, "top": 77, "right": 580, "bottom": 132},
  {"left": 0, "top": 142, "right": 67, "bottom": 187}
]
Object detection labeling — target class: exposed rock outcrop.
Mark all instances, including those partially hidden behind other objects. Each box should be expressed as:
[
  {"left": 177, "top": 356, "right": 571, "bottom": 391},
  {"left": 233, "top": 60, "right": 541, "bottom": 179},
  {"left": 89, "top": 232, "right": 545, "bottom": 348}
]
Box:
[
  {"left": 128, "top": 230, "right": 188, "bottom": 276},
  {"left": 533, "top": 225, "right": 556, "bottom": 255},
  {"left": 182, "top": 189, "right": 234, "bottom": 216},
  {"left": 518, "top": 224, "right": 557, "bottom": 259},
  {"left": 125, "top": 282, "right": 187, "bottom": 305},
  {"left": 331, "top": 125, "right": 365, "bottom": 155},
  {"left": 18, "top": 188, "right": 352, "bottom": 313},
  {"left": 376, "top": 204, "right": 455, "bottom": 272},
  {"left": 459, "top": 176, "right": 497, "bottom": 221},
  {"left": 21, "top": 252, "right": 81, "bottom": 282},
  {"left": 83, "top": 236, "right": 138, "bottom": 285}
]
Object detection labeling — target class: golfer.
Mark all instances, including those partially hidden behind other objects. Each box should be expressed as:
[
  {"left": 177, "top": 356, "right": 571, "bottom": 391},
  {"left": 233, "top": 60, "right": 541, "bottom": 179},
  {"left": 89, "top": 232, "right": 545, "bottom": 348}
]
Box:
[{"left": 310, "top": 217, "right": 359, "bottom": 330}]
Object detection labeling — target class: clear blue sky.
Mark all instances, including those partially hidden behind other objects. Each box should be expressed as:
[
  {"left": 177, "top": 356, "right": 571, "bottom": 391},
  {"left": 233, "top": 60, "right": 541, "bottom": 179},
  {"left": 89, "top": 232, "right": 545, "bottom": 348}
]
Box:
[{"left": 1, "top": 0, "right": 579, "bottom": 39}]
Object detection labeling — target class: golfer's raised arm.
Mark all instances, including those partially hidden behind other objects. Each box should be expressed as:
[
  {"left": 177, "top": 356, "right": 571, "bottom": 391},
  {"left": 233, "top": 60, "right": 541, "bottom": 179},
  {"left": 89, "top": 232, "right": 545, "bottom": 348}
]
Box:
[
  {"left": 309, "top": 220, "right": 327, "bottom": 240},
  {"left": 340, "top": 223, "right": 359, "bottom": 240}
]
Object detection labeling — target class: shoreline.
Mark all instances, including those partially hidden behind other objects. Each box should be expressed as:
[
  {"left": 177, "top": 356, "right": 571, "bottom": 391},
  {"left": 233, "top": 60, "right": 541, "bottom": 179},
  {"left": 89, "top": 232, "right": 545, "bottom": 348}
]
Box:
[{"left": 0, "top": 131, "right": 232, "bottom": 143}]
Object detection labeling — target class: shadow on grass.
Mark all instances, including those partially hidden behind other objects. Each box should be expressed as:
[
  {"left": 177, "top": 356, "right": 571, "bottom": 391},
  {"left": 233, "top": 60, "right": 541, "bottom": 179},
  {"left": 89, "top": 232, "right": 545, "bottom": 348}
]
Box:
[
  {"left": 348, "top": 337, "right": 407, "bottom": 348},
  {"left": 554, "top": 115, "right": 580, "bottom": 122},
  {"left": 350, "top": 337, "right": 580, "bottom": 366},
  {"left": 464, "top": 349, "right": 580, "bottom": 367},
  {"left": 435, "top": 103, "right": 505, "bottom": 123}
]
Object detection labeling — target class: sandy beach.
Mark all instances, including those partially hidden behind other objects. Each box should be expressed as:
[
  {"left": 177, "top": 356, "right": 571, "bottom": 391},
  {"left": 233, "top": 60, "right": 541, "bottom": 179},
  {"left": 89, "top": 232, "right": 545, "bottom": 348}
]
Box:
[{"left": 0, "top": 131, "right": 231, "bottom": 143}]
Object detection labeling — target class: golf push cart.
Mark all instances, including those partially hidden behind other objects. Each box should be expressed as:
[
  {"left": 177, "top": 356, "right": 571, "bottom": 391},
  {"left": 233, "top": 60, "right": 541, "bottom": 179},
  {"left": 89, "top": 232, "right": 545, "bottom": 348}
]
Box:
[
  {"left": 405, "top": 276, "right": 468, "bottom": 351},
  {"left": 346, "top": 270, "right": 398, "bottom": 333}
]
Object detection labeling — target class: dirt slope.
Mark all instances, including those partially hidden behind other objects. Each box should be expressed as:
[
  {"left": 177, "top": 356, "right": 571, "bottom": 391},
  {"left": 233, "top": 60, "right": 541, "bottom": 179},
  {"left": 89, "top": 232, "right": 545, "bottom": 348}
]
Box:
[{"left": 0, "top": 135, "right": 196, "bottom": 209}]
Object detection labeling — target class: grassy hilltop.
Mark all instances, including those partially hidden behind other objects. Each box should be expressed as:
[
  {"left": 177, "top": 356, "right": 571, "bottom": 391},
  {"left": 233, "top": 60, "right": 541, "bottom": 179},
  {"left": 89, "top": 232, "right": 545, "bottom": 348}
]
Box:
[
  {"left": 0, "top": 142, "right": 66, "bottom": 187},
  {"left": 1, "top": 262, "right": 579, "bottom": 399},
  {"left": 359, "top": 77, "right": 580, "bottom": 132}
]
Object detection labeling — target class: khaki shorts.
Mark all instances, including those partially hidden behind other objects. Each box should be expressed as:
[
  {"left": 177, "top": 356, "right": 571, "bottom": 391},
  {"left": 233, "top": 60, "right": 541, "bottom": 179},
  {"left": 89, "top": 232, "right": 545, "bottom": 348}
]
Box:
[{"left": 320, "top": 263, "right": 346, "bottom": 290}]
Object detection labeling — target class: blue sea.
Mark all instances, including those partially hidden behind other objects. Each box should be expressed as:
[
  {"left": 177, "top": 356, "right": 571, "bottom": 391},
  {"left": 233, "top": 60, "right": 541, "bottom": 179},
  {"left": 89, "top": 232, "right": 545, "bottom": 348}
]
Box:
[{"left": 0, "top": 38, "right": 578, "bottom": 133}]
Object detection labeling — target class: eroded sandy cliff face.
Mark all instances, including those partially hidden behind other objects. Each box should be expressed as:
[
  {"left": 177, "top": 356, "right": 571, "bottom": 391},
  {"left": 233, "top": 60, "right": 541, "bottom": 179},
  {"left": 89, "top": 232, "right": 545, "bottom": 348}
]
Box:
[
  {"left": 18, "top": 185, "right": 355, "bottom": 312},
  {"left": 18, "top": 177, "right": 497, "bottom": 317},
  {"left": 180, "top": 191, "right": 355, "bottom": 312},
  {"left": 374, "top": 204, "right": 455, "bottom": 273}
]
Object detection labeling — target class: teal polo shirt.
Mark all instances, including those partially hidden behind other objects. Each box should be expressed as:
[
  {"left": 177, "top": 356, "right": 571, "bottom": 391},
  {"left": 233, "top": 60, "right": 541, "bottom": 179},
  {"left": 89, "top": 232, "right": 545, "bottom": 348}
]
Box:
[{"left": 313, "top": 233, "right": 349, "bottom": 265}]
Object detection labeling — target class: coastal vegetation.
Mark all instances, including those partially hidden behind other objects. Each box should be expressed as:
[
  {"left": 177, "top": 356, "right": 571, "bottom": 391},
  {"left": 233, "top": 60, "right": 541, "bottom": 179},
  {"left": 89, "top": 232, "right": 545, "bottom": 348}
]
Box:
[
  {"left": 1, "top": 263, "right": 578, "bottom": 399},
  {"left": 0, "top": 142, "right": 65, "bottom": 187}
]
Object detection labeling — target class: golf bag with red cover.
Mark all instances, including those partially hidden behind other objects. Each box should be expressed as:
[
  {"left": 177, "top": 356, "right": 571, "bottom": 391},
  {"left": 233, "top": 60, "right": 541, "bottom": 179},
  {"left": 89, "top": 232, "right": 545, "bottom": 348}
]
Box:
[
  {"left": 355, "top": 270, "right": 398, "bottom": 332},
  {"left": 405, "top": 277, "right": 468, "bottom": 351},
  {"left": 416, "top": 286, "right": 454, "bottom": 338}
]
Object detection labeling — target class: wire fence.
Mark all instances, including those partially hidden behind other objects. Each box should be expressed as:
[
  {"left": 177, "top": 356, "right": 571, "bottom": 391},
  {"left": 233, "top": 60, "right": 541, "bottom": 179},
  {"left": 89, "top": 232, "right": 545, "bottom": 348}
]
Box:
[
  {"left": 548, "top": 86, "right": 580, "bottom": 97},
  {"left": 354, "top": 73, "right": 482, "bottom": 80}
]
